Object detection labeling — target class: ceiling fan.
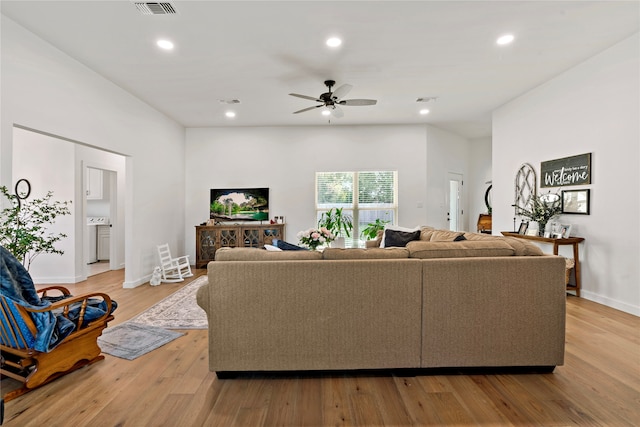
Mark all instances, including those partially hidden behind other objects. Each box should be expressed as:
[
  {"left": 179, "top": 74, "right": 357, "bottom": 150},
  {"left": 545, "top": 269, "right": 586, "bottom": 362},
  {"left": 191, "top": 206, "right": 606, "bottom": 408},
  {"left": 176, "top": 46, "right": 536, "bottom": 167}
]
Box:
[{"left": 289, "top": 80, "right": 377, "bottom": 117}]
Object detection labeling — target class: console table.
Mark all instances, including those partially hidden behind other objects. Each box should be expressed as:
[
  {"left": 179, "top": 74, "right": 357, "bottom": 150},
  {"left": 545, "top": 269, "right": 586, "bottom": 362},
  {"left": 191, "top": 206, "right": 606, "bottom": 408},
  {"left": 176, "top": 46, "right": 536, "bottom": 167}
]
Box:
[
  {"left": 195, "top": 223, "right": 285, "bottom": 268},
  {"left": 501, "top": 232, "right": 584, "bottom": 296}
]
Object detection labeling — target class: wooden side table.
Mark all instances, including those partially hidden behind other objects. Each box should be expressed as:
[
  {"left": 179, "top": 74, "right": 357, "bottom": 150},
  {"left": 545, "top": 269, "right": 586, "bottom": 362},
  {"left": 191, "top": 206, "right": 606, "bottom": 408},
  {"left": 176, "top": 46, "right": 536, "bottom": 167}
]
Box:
[{"left": 501, "top": 231, "right": 585, "bottom": 296}]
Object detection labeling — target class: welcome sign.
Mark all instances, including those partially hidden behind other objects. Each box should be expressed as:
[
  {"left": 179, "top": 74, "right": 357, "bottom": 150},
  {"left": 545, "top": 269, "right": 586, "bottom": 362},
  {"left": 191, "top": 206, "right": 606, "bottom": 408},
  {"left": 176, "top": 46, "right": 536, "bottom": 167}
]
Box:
[{"left": 541, "top": 153, "right": 591, "bottom": 188}]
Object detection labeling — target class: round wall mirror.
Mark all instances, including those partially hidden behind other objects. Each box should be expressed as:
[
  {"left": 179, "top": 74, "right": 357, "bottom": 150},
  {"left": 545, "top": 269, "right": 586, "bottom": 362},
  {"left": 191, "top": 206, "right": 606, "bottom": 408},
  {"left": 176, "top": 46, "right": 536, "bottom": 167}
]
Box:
[{"left": 484, "top": 184, "right": 492, "bottom": 213}]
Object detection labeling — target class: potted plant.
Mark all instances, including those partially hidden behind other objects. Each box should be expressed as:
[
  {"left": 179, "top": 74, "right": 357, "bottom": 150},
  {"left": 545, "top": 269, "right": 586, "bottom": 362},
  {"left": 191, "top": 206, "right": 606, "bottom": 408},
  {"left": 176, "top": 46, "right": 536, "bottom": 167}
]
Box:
[
  {"left": 0, "top": 184, "right": 72, "bottom": 270},
  {"left": 361, "top": 218, "right": 390, "bottom": 241},
  {"left": 516, "top": 192, "right": 561, "bottom": 237},
  {"left": 318, "top": 208, "right": 353, "bottom": 248}
]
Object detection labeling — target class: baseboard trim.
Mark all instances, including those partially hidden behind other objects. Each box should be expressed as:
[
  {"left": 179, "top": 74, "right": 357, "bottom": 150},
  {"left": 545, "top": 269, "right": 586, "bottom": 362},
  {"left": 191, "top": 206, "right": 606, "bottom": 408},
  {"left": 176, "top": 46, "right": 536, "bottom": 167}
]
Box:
[
  {"left": 123, "top": 274, "right": 151, "bottom": 289},
  {"left": 580, "top": 290, "right": 639, "bottom": 316}
]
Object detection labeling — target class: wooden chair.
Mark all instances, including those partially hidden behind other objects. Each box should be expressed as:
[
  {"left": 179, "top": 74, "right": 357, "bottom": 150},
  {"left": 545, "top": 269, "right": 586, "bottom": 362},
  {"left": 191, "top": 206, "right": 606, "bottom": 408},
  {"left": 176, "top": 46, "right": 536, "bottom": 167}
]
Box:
[
  {"left": 157, "top": 243, "right": 193, "bottom": 283},
  {"left": 0, "top": 286, "right": 114, "bottom": 404}
]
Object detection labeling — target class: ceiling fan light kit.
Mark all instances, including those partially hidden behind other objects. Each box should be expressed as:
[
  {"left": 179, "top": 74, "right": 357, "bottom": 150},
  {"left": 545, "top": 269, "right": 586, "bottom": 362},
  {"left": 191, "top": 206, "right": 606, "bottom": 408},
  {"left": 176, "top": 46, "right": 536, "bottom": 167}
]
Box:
[{"left": 289, "top": 80, "right": 377, "bottom": 118}]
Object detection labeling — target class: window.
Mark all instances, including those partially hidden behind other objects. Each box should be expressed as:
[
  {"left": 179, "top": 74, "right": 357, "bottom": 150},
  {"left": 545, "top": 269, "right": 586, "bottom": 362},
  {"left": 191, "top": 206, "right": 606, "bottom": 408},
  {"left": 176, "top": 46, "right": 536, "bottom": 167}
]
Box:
[{"left": 316, "top": 171, "right": 397, "bottom": 247}]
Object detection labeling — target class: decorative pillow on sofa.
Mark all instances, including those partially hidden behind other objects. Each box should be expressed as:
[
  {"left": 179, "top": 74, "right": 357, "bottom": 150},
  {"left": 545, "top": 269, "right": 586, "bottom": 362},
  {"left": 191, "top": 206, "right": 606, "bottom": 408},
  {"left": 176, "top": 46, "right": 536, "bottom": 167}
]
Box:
[
  {"left": 419, "top": 226, "right": 436, "bottom": 241},
  {"left": 384, "top": 229, "right": 421, "bottom": 247},
  {"left": 380, "top": 225, "right": 420, "bottom": 247},
  {"left": 272, "top": 239, "right": 307, "bottom": 251},
  {"left": 263, "top": 244, "right": 283, "bottom": 251},
  {"left": 430, "top": 230, "right": 466, "bottom": 242}
]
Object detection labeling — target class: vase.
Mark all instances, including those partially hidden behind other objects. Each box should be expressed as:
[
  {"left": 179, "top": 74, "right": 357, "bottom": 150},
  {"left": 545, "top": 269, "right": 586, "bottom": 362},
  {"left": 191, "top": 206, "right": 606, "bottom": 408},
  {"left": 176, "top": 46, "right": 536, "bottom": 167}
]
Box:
[{"left": 538, "top": 221, "right": 547, "bottom": 237}]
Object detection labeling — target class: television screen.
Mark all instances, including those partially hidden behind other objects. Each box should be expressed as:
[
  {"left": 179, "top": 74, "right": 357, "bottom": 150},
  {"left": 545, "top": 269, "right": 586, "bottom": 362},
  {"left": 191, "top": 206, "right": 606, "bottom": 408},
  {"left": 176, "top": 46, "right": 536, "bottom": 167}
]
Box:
[{"left": 210, "top": 188, "right": 269, "bottom": 221}]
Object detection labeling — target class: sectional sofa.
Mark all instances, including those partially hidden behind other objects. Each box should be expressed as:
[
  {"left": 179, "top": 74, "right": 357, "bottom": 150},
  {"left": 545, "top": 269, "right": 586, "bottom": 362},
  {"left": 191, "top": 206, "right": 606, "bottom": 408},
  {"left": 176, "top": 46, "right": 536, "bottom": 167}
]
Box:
[{"left": 196, "top": 227, "right": 566, "bottom": 377}]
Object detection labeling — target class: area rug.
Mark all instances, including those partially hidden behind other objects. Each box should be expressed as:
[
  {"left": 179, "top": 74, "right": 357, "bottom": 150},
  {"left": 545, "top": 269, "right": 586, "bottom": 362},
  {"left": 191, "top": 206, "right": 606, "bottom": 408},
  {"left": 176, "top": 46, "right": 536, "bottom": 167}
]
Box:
[
  {"left": 128, "top": 276, "right": 208, "bottom": 329},
  {"left": 98, "top": 322, "right": 185, "bottom": 360}
]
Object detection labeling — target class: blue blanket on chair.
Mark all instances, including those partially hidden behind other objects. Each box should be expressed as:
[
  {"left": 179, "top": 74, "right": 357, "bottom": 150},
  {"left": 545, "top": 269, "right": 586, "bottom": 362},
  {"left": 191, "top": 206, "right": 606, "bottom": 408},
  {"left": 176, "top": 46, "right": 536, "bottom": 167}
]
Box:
[{"left": 0, "top": 246, "right": 115, "bottom": 352}]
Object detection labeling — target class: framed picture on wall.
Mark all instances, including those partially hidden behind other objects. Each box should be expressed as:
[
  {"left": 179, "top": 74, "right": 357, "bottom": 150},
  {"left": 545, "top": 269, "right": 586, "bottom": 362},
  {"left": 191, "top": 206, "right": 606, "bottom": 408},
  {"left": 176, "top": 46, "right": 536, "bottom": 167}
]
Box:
[{"left": 562, "top": 189, "right": 590, "bottom": 214}]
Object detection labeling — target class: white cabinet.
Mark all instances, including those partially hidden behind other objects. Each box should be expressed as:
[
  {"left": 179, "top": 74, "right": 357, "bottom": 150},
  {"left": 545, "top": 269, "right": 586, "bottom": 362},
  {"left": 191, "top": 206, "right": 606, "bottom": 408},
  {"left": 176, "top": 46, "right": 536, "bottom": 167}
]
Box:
[
  {"left": 97, "top": 225, "right": 110, "bottom": 260},
  {"left": 87, "top": 226, "right": 97, "bottom": 263},
  {"left": 86, "top": 167, "right": 103, "bottom": 200}
]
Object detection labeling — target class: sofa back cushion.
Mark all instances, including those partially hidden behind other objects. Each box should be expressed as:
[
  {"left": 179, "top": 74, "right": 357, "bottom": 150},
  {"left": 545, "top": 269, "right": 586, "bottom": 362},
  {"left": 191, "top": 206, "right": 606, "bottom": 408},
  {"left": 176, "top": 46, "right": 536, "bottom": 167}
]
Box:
[
  {"left": 214, "top": 247, "right": 323, "bottom": 261},
  {"left": 323, "top": 247, "right": 409, "bottom": 260},
  {"left": 463, "top": 232, "right": 544, "bottom": 256},
  {"left": 429, "top": 230, "right": 466, "bottom": 242},
  {"left": 406, "top": 240, "right": 515, "bottom": 259}
]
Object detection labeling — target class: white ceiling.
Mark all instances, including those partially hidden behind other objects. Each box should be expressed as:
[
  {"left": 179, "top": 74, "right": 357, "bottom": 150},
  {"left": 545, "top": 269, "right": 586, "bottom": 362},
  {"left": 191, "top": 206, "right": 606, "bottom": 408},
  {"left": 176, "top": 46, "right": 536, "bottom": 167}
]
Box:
[{"left": 2, "top": 1, "right": 639, "bottom": 139}]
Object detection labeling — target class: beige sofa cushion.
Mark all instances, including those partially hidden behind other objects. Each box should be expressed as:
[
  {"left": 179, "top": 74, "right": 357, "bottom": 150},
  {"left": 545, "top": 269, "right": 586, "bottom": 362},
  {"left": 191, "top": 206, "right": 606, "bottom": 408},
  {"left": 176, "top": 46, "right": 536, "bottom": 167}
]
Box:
[
  {"left": 214, "top": 247, "right": 322, "bottom": 261},
  {"left": 323, "top": 247, "right": 409, "bottom": 260},
  {"left": 419, "top": 226, "right": 436, "bottom": 241},
  {"left": 406, "top": 240, "right": 515, "bottom": 259},
  {"left": 463, "top": 232, "right": 544, "bottom": 256},
  {"left": 430, "top": 230, "right": 466, "bottom": 242}
]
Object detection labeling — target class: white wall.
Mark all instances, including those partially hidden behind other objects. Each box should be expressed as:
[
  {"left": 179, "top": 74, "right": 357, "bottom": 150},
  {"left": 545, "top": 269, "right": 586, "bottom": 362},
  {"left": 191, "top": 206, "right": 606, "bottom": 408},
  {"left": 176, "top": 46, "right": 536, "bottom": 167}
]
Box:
[
  {"left": 425, "top": 126, "right": 471, "bottom": 231},
  {"left": 1, "top": 16, "right": 186, "bottom": 287},
  {"left": 493, "top": 34, "right": 640, "bottom": 315},
  {"left": 185, "top": 124, "right": 471, "bottom": 260},
  {"left": 11, "top": 127, "right": 76, "bottom": 281},
  {"left": 468, "top": 137, "right": 493, "bottom": 229}
]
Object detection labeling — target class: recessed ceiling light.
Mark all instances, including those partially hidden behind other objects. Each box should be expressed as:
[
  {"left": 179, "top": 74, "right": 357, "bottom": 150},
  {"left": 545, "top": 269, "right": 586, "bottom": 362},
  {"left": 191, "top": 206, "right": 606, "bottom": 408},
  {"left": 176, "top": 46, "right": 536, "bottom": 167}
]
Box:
[
  {"left": 496, "top": 34, "right": 514, "bottom": 46},
  {"left": 419, "top": 109, "right": 430, "bottom": 115},
  {"left": 225, "top": 111, "right": 236, "bottom": 118},
  {"left": 326, "top": 37, "right": 342, "bottom": 48},
  {"left": 156, "top": 39, "right": 174, "bottom": 50}
]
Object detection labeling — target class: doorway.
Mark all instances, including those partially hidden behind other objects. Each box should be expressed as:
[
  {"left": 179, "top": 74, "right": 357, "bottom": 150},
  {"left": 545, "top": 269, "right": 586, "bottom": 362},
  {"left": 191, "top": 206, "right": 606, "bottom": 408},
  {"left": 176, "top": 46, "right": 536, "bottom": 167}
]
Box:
[
  {"left": 447, "top": 172, "right": 463, "bottom": 232},
  {"left": 84, "top": 166, "right": 117, "bottom": 277}
]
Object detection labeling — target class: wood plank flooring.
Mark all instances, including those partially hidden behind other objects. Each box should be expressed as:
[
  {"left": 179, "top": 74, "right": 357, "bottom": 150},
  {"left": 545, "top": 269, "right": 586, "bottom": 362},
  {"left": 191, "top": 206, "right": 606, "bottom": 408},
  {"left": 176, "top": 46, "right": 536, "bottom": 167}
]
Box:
[{"left": 2, "top": 269, "right": 639, "bottom": 426}]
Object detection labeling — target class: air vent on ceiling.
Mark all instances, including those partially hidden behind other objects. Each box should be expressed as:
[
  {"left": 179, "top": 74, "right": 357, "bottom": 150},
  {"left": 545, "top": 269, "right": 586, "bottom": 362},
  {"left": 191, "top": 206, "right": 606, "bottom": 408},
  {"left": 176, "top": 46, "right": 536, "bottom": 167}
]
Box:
[{"left": 134, "top": 2, "right": 177, "bottom": 15}]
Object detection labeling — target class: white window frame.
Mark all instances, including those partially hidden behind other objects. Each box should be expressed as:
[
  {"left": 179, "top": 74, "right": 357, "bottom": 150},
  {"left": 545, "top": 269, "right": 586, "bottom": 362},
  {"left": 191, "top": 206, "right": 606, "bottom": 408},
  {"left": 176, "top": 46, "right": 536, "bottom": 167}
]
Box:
[{"left": 316, "top": 171, "right": 398, "bottom": 247}]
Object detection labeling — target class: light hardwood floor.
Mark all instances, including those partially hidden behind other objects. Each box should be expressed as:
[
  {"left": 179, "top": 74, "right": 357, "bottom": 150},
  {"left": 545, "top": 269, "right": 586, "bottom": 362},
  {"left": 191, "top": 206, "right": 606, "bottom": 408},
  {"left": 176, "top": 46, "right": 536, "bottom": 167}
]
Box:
[{"left": 2, "top": 269, "right": 639, "bottom": 426}]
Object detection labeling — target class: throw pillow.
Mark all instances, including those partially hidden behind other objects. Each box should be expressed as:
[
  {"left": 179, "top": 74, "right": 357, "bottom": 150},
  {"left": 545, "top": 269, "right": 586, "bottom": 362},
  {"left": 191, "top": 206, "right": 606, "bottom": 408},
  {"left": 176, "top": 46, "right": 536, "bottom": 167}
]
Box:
[
  {"left": 273, "top": 239, "right": 308, "bottom": 251},
  {"left": 380, "top": 224, "right": 420, "bottom": 248},
  {"left": 384, "top": 229, "right": 421, "bottom": 247},
  {"left": 263, "top": 244, "right": 283, "bottom": 251}
]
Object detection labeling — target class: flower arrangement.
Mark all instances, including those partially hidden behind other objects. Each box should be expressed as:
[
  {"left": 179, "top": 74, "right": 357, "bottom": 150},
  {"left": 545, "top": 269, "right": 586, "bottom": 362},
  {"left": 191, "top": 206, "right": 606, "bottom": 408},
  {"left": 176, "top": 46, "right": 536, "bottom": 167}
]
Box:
[
  {"left": 516, "top": 192, "right": 562, "bottom": 235},
  {"left": 297, "top": 227, "right": 334, "bottom": 250}
]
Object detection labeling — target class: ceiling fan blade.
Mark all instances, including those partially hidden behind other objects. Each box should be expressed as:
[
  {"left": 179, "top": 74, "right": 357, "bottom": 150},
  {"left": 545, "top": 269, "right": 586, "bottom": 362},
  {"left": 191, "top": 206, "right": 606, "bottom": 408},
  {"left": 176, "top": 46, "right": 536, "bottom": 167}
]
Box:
[
  {"left": 331, "top": 106, "right": 344, "bottom": 118},
  {"left": 293, "top": 105, "right": 323, "bottom": 114},
  {"left": 339, "top": 99, "right": 377, "bottom": 106},
  {"left": 289, "top": 93, "right": 321, "bottom": 102},
  {"left": 331, "top": 84, "right": 353, "bottom": 100}
]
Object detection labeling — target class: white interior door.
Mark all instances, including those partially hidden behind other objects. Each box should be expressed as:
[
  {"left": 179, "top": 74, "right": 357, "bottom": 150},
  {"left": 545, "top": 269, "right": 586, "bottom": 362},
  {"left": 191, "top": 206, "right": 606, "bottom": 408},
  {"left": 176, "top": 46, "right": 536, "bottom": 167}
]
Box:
[{"left": 447, "top": 172, "right": 463, "bottom": 231}]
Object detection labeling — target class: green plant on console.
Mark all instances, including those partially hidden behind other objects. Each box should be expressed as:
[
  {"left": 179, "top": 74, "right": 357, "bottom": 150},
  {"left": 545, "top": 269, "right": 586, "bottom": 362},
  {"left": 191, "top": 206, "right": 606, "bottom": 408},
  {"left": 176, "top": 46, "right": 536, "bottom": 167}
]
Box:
[
  {"left": 318, "top": 207, "right": 354, "bottom": 238},
  {"left": 516, "top": 192, "right": 561, "bottom": 236},
  {"left": 0, "top": 185, "right": 72, "bottom": 270},
  {"left": 361, "top": 218, "right": 390, "bottom": 240}
]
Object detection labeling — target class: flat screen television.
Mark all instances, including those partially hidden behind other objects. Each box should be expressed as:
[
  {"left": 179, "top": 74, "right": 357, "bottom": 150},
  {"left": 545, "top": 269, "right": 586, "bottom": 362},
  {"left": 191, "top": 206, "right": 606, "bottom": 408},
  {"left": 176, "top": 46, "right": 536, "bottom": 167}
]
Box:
[{"left": 210, "top": 188, "right": 269, "bottom": 221}]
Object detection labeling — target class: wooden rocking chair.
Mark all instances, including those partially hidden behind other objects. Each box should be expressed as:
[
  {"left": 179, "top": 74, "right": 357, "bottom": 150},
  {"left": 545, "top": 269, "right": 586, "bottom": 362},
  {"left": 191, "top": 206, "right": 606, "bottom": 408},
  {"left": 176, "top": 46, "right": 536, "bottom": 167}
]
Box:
[
  {"left": 0, "top": 286, "right": 114, "bottom": 405},
  {"left": 157, "top": 243, "right": 193, "bottom": 283}
]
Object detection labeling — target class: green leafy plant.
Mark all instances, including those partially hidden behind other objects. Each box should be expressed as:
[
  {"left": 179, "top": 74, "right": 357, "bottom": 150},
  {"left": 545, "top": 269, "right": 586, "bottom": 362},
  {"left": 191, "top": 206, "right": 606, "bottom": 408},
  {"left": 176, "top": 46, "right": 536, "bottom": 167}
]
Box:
[
  {"left": 317, "top": 207, "right": 354, "bottom": 238},
  {"left": 0, "top": 185, "right": 72, "bottom": 270},
  {"left": 361, "top": 218, "right": 390, "bottom": 240},
  {"left": 516, "top": 192, "right": 561, "bottom": 235}
]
